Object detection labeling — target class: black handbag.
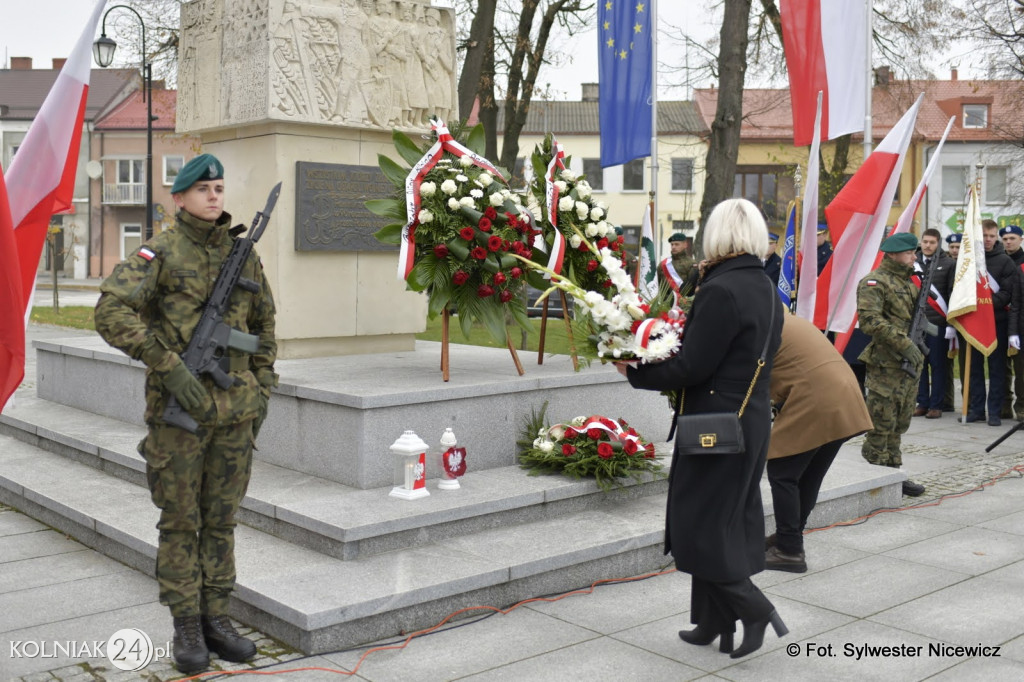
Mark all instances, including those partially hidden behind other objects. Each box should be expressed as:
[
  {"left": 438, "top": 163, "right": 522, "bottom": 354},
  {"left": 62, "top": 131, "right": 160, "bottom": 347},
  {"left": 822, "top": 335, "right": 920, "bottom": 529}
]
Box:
[{"left": 672, "top": 296, "right": 777, "bottom": 456}]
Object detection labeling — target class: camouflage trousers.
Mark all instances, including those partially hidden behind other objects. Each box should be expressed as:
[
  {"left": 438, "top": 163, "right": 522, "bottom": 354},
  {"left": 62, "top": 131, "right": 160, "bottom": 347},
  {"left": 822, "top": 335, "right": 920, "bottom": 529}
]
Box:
[
  {"left": 140, "top": 420, "right": 254, "bottom": 617},
  {"left": 862, "top": 364, "right": 918, "bottom": 468}
]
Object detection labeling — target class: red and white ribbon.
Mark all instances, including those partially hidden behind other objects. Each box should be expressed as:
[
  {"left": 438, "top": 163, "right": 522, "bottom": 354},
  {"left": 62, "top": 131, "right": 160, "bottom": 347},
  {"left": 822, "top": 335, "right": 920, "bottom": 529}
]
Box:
[
  {"left": 659, "top": 258, "right": 683, "bottom": 299},
  {"left": 634, "top": 318, "right": 661, "bottom": 350},
  {"left": 397, "top": 119, "right": 506, "bottom": 280},
  {"left": 543, "top": 139, "right": 567, "bottom": 276},
  {"left": 911, "top": 273, "right": 949, "bottom": 318},
  {"left": 552, "top": 416, "right": 643, "bottom": 448}
]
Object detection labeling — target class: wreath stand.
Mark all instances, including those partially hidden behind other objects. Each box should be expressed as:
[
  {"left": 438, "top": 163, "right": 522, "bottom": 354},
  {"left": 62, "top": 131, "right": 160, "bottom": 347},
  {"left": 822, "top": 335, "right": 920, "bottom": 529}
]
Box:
[
  {"left": 536, "top": 290, "right": 580, "bottom": 371},
  {"left": 440, "top": 308, "right": 524, "bottom": 382}
]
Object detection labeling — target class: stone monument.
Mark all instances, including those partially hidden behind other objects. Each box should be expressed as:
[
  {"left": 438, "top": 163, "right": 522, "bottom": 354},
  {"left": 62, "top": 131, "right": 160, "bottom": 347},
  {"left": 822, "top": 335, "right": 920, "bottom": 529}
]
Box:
[{"left": 176, "top": 0, "right": 457, "bottom": 359}]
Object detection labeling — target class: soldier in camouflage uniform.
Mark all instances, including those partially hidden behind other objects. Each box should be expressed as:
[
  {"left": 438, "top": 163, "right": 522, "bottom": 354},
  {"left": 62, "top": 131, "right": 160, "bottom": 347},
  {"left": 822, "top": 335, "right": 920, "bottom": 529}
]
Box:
[
  {"left": 856, "top": 232, "right": 926, "bottom": 497},
  {"left": 668, "top": 232, "right": 696, "bottom": 282},
  {"left": 94, "top": 154, "right": 277, "bottom": 674}
]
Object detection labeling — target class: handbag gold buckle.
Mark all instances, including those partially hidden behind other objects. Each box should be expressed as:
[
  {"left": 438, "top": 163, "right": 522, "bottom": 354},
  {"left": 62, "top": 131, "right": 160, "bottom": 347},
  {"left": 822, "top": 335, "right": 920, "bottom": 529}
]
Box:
[{"left": 700, "top": 433, "right": 717, "bottom": 448}]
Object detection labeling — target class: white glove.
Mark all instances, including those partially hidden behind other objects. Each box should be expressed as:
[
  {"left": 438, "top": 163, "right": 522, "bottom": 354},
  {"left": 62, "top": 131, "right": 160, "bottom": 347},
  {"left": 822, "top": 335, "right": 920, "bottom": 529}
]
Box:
[
  {"left": 1011, "top": 335, "right": 1021, "bottom": 351},
  {"left": 944, "top": 326, "right": 956, "bottom": 340}
]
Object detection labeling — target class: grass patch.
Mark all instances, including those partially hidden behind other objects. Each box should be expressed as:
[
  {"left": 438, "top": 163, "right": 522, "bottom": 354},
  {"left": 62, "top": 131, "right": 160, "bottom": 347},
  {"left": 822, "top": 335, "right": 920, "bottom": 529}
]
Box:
[
  {"left": 30, "top": 306, "right": 95, "bottom": 330},
  {"left": 417, "top": 314, "right": 582, "bottom": 357}
]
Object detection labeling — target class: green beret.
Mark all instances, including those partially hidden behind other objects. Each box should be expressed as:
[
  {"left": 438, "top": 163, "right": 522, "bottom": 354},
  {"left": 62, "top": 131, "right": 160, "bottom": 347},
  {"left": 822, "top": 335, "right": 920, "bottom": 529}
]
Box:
[
  {"left": 171, "top": 153, "right": 224, "bottom": 193},
  {"left": 668, "top": 232, "right": 686, "bottom": 242},
  {"left": 880, "top": 232, "right": 919, "bottom": 253}
]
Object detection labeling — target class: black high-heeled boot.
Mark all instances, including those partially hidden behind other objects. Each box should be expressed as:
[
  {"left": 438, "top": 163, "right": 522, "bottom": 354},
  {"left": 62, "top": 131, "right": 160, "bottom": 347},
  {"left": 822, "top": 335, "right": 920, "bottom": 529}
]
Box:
[
  {"left": 679, "top": 626, "right": 735, "bottom": 653},
  {"left": 729, "top": 610, "right": 788, "bottom": 659}
]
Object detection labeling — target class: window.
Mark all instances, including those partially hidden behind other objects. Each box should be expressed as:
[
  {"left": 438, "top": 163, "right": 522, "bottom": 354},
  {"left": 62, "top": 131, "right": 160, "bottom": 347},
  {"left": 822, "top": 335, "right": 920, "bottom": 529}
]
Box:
[
  {"left": 733, "top": 168, "right": 779, "bottom": 220},
  {"left": 120, "top": 223, "right": 142, "bottom": 260},
  {"left": 672, "top": 220, "right": 695, "bottom": 234},
  {"left": 986, "top": 167, "right": 1008, "bottom": 204},
  {"left": 582, "top": 158, "right": 604, "bottom": 191},
  {"left": 941, "top": 166, "right": 969, "bottom": 204},
  {"left": 163, "top": 155, "right": 184, "bottom": 186},
  {"left": 117, "top": 159, "right": 144, "bottom": 184},
  {"left": 671, "top": 158, "right": 694, "bottom": 192},
  {"left": 622, "top": 159, "right": 645, "bottom": 191},
  {"left": 963, "top": 104, "right": 989, "bottom": 129}
]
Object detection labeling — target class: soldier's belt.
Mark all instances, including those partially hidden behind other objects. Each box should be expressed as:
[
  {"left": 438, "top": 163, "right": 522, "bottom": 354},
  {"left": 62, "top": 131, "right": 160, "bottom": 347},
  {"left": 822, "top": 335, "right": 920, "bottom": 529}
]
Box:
[{"left": 218, "top": 355, "right": 250, "bottom": 373}]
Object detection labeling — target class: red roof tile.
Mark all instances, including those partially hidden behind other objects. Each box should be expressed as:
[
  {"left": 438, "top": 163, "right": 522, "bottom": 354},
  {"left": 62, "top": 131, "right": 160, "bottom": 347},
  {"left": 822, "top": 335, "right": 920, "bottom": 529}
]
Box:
[{"left": 94, "top": 87, "right": 177, "bottom": 131}]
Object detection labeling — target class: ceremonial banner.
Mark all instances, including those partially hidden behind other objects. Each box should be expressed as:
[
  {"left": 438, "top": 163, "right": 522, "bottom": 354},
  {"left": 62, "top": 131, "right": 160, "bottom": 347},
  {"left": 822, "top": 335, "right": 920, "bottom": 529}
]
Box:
[
  {"left": 814, "top": 94, "right": 923, "bottom": 333},
  {"left": 6, "top": 0, "right": 105, "bottom": 312},
  {"left": 795, "top": 91, "right": 823, "bottom": 321},
  {"left": 780, "top": 0, "right": 867, "bottom": 146},
  {"left": 777, "top": 202, "right": 797, "bottom": 308},
  {"left": 947, "top": 186, "right": 997, "bottom": 355},
  {"left": 598, "top": 0, "right": 652, "bottom": 167},
  {"left": 0, "top": 167, "right": 23, "bottom": 412},
  {"left": 636, "top": 202, "right": 658, "bottom": 300}
]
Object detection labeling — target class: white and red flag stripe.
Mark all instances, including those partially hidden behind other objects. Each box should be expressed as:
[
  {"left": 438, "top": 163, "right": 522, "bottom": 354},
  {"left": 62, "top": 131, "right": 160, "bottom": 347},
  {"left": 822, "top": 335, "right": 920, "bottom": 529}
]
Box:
[
  {"left": 543, "top": 139, "right": 568, "bottom": 276},
  {"left": 0, "top": 166, "right": 24, "bottom": 412},
  {"left": 780, "top": 0, "right": 868, "bottom": 147},
  {"left": 947, "top": 185, "right": 997, "bottom": 355},
  {"left": 814, "top": 94, "right": 923, "bottom": 333},
  {"left": 5, "top": 0, "right": 106, "bottom": 314},
  {"left": 892, "top": 116, "right": 955, "bottom": 237},
  {"left": 795, "top": 91, "right": 823, "bottom": 322}
]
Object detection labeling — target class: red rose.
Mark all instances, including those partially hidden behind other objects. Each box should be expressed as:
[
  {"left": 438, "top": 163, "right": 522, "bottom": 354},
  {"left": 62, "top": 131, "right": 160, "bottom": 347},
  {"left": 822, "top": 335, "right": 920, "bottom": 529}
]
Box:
[
  {"left": 611, "top": 241, "right": 620, "bottom": 251},
  {"left": 586, "top": 260, "right": 599, "bottom": 272},
  {"left": 597, "top": 442, "right": 614, "bottom": 459},
  {"left": 478, "top": 217, "right": 492, "bottom": 232},
  {"left": 501, "top": 239, "right": 511, "bottom": 251},
  {"left": 564, "top": 427, "right": 578, "bottom": 439},
  {"left": 477, "top": 284, "right": 494, "bottom": 298},
  {"left": 587, "top": 428, "right": 603, "bottom": 440},
  {"left": 452, "top": 270, "right": 469, "bottom": 285},
  {"left": 562, "top": 444, "right": 577, "bottom": 456},
  {"left": 484, "top": 206, "right": 498, "bottom": 220},
  {"left": 644, "top": 443, "right": 656, "bottom": 459},
  {"left": 617, "top": 235, "right": 625, "bottom": 244},
  {"left": 601, "top": 280, "right": 612, "bottom": 288},
  {"left": 597, "top": 238, "right": 609, "bottom": 249},
  {"left": 499, "top": 290, "right": 514, "bottom": 303},
  {"left": 494, "top": 272, "right": 507, "bottom": 285},
  {"left": 512, "top": 240, "right": 525, "bottom": 253},
  {"left": 487, "top": 235, "right": 503, "bottom": 252},
  {"left": 471, "top": 246, "right": 487, "bottom": 260},
  {"left": 460, "top": 227, "right": 476, "bottom": 241},
  {"left": 624, "top": 440, "right": 639, "bottom": 455},
  {"left": 433, "top": 244, "right": 449, "bottom": 259},
  {"left": 504, "top": 211, "right": 518, "bottom": 223},
  {"left": 510, "top": 267, "right": 523, "bottom": 279}
]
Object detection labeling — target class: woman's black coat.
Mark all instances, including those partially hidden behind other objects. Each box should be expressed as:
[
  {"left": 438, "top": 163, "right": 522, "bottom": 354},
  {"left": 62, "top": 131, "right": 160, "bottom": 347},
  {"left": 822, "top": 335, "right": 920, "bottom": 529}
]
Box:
[{"left": 627, "top": 254, "right": 783, "bottom": 583}]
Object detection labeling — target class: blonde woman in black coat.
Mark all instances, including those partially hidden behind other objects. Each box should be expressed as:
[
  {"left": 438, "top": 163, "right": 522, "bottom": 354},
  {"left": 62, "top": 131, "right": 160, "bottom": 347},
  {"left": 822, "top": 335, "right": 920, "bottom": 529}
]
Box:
[{"left": 616, "top": 198, "right": 787, "bottom": 658}]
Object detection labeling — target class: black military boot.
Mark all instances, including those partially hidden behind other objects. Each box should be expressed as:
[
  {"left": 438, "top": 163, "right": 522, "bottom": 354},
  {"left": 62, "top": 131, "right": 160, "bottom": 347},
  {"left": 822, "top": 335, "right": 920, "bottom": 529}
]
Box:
[
  {"left": 202, "top": 615, "right": 257, "bottom": 662},
  {"left": 172, "top": 615, "right": 210, "bottom": 673}
]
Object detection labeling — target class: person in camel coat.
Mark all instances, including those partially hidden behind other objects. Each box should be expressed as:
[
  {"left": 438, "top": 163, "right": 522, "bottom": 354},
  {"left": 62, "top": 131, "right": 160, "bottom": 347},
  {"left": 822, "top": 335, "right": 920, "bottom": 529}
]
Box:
[{"left": 765, "top": 314, "right": 873, "bottom": 573}]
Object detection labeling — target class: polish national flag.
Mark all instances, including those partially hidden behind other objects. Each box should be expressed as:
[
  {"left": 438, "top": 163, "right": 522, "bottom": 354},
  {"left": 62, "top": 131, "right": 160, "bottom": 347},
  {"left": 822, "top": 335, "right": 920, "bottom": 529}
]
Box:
[
  {"left": 5, "top": 0, "right": 106, "bottom": 314},
  {"left": 947, "top": 185, "right": 997, "bottom": 355},
  {"left": 0, "top": 167, "right": 24, "bottom": 412},
  {"left": 780, "top": 0, "right": 868, "bottom": 147},
  {"left": 795, "top": 91, "right": 823, "bottom": 322},
  {"left": 814, "top": 94, "right": 923, "bottom": 333},
  {"left": 891, "top": 116, "right": 955, "bottom": 236}
]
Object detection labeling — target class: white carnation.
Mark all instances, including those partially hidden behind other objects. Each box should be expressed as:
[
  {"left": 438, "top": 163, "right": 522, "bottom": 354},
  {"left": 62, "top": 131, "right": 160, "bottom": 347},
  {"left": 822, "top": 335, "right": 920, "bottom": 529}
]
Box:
[
  {"left": 420, "top": 181, "right": 436, "bottom": 197},
  {"left": 441, "top": 179, "right": 458, "bottom": 195},
  {"left": 456, "top": 174, "right": 469, "bottom": 182},
  {"left": 417, "top": 209, "right": 434, "bottom": 223},
  {"left": 460, "top": 154, "right": 473, "bottom": 167},
  {"left": 470, "top": 188, "right": 484, "bottom": 199}
]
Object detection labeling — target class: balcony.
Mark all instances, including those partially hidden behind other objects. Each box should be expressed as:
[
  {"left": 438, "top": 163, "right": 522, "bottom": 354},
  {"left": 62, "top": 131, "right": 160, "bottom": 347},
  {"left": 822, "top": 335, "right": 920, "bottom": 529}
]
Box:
[{"left": 103, "top": 183, "right": 145, "bottom": 205}]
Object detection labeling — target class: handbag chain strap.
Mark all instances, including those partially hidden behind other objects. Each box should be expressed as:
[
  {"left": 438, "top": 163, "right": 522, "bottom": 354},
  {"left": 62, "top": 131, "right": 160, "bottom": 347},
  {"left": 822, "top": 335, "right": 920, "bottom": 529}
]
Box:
[{"left": 677, "top": 291, "right": 778, "bottom": 420}]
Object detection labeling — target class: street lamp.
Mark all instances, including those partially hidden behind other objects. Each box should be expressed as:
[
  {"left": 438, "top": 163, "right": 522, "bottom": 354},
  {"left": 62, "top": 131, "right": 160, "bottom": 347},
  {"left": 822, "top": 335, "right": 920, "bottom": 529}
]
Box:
[{"left": 93, "top": 5, "right": 154, "bottom": 241}]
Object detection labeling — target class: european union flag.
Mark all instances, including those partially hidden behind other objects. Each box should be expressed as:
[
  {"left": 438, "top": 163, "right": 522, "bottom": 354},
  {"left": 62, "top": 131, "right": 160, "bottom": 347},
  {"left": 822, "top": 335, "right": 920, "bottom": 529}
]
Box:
[
  {"left": 777, "top": 202, "right": 797, "bottom": 308},
  {"left": 598, "top": 1, "right": 652, "bottom": 168}
]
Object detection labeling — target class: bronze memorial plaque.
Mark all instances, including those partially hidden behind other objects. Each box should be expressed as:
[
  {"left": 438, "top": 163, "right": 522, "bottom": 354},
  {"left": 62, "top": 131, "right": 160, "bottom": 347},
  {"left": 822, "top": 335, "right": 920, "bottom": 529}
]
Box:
[{"left": 294, "top": 161, "right": 399, "bottom": 252}]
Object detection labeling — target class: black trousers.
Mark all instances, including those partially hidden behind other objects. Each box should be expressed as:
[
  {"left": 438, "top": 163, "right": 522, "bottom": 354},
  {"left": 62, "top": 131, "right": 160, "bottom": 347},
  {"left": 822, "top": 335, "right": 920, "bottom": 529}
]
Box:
[
  {"left": 766, "top": 438, "right": 845, "bottom": 554},
  {"left": 690, "top": 576, "right": 774, "bottom": 633}
]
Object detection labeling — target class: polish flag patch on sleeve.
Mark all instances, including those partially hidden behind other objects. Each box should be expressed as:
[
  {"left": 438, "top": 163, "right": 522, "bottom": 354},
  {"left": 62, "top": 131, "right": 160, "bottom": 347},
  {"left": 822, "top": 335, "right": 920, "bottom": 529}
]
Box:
[
  {"left": 866, "top": 280, "right": 877, "bottom": 286},
  {"left": 138, "top": 247, "right": 156, "bottom": 261}
]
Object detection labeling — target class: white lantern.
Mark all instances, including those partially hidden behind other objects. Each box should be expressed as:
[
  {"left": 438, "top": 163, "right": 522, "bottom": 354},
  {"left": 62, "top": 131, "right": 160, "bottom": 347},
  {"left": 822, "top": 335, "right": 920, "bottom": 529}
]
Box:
[{"left": 389, "top": 430, "right": 430, "bottom": 500}]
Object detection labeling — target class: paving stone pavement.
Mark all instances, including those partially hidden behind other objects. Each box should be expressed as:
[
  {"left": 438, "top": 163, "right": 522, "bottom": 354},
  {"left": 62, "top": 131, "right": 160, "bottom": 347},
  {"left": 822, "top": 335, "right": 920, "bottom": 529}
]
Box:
[{"left": 3, "top": 323, "right": 1023, "bottom": 681}]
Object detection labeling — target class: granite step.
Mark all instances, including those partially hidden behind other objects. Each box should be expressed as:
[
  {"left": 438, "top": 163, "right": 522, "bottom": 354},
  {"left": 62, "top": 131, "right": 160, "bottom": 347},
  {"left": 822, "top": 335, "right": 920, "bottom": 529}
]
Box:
[
  {"left": 0, "top": 432, "right": 669, "bottom": 653},
  {"left": 0, "top": 393, "right": 669, "bottom": 561}
]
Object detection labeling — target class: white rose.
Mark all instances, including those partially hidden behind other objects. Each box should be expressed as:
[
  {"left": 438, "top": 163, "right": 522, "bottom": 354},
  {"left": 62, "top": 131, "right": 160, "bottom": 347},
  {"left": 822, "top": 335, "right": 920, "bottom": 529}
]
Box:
[
  {"left": 470, "top": 188, "right": 484, "bottom": 199},
  {"left": 420, "top": 181, "right": 436, "bottom": 197},
  {"left": 533, "top": 438, "right": 542, "bottom": 448},
  {"left": 558, "top": 196, "right": 575, "bottom": 212},
  {"left": 597, "top": 220, "right": 609, "bottom": 236},
  {"left": 554, "top": 180, "right": 567, "bottom": 193},
  {"left": 479, "top": 172, "right": 493, "bottom": 187},
  {"left": 490, "top": 192, "right": 506, "bottom": 207},
  {"left": 448, "top": 198, "right": 461, "bottom": 210},
  {"left": 539, "top": 440, "right": 554, "bottom": 453},
  {"left": 575, "top": 201, "right": 590, "bottom": 220},
  {"left": 510, "top": 193, "right": 522, "bottom": 205},
  {"left": 417, "top": 209, "right": 434, "bottom": 223},
  {"left": 549, "top": 425, "right": 565, "bottom": 440},
  {"left": 576, "top": 184, "right": 592, "bottom": 200},
  {"left": 590, "top": 207, "right": 605, "bottom": 221},
  {"left": 569, "top": 234, "right": 583, "bottom": 249},
  {"left": 584, "top": 223, "right": 599, "bottom": 238},
  {"left": 560, "top": 169, "right": 577, "bottom": 182},
  {"left": 597, "top": 201, "right": 609, "bottom": 211},
  {"left": 456, "top": 174, "right": 469, "bottom": 182},
  {"left": 459, "top": 196, "right": 476, "bottom": 208},
  {"left": 460, "top": 155, "right": 473, "bottom": 167},
  {"left": 441, "top": 179, "right": 458, "bottom": 195},
  {"left": 571, "top": 416, "right": 587, "bottom": 427}
]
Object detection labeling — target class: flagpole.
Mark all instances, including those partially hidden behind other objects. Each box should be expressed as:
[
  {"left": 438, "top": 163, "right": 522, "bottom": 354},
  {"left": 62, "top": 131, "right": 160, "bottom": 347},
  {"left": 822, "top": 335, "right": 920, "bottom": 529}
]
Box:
[
  {"left": 649, "top": 0, "right": 659, "bottom": 263},
  {"left": 864, "top": 0, "right": 873, "bottom": 160}
]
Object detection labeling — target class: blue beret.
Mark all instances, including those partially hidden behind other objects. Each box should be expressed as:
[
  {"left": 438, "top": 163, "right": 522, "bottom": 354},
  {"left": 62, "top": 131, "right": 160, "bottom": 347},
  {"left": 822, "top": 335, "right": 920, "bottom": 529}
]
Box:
[
  {"left": 668, "top": 232, "right": 687, "bottom": 242},
  {"left": 171, "top": 153, "right": 224, "bottom": 193},
  {"left": 999, "top": 225, "right": 1023, "bottom": 237},
  {"left": 946, "top": 233, "right": 963, "bottom": 244},
  {"left": 880, "top": 232, "right": 919, "bottom": 253}
]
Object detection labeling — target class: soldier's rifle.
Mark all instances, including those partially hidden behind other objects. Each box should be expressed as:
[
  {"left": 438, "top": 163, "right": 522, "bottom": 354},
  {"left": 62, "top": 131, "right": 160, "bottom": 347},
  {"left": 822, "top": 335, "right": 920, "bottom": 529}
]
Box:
[
  {"left": 985, "top": 419, "right": 1024, "bottom": 453},
  {"left": 901, "top": 255, "right": 939, "bottom": 377},
  {"left": 163, "top": 182, "right": 283, "bottom": 433}
]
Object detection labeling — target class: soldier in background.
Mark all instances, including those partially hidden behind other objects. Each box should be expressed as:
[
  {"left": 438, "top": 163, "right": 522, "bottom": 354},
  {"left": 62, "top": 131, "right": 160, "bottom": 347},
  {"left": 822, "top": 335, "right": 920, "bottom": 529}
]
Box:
[
  {"left": 663, "top": 232, "right": 695, "bottom": 283},
  {"left": 763, "top": 232, "right": 782, "bottom": 287},
  {"left": 856, "top": 232, "right": 926, "bottom": 497},
  {"left": 1000, "top": 225, "right": 1024, "bottom": 420},
  {"left": 816, "top": 225, "right": 832, "bottom": 275},
  {"left": 94, "top": 155, "right": 278, "bottom": 674}
]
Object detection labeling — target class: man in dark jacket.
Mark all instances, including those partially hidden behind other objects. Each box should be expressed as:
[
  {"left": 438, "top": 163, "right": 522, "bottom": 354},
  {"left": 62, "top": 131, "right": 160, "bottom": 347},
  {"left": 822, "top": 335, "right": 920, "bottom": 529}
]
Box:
[
  {"left": 763, "top": 232, "right": 782, "bottom": 286},
  {"left": 1000, "top": 225, "right": 1024, "bottom": 419},
  {"left": 962, "top": 220, "right": 1018, "bottom": 426},
  {"left": 816, "top": 225, "right": 832, "bottom": 275},
  {"left": 913, "top": 229, "right": 954, "bottom": 418}
]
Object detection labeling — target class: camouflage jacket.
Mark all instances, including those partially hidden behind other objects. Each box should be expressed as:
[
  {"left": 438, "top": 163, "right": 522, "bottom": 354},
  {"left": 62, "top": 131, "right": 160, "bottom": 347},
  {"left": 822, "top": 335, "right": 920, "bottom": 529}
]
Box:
[
  {"left": 856, "top": 257, "right": 917, "bottom": 368},
  {"left": 672, "top": 253, "right": 695, "bottom": 281},
  {"left": 95, "top": 210, "right": 278, "bottom": 426}
]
